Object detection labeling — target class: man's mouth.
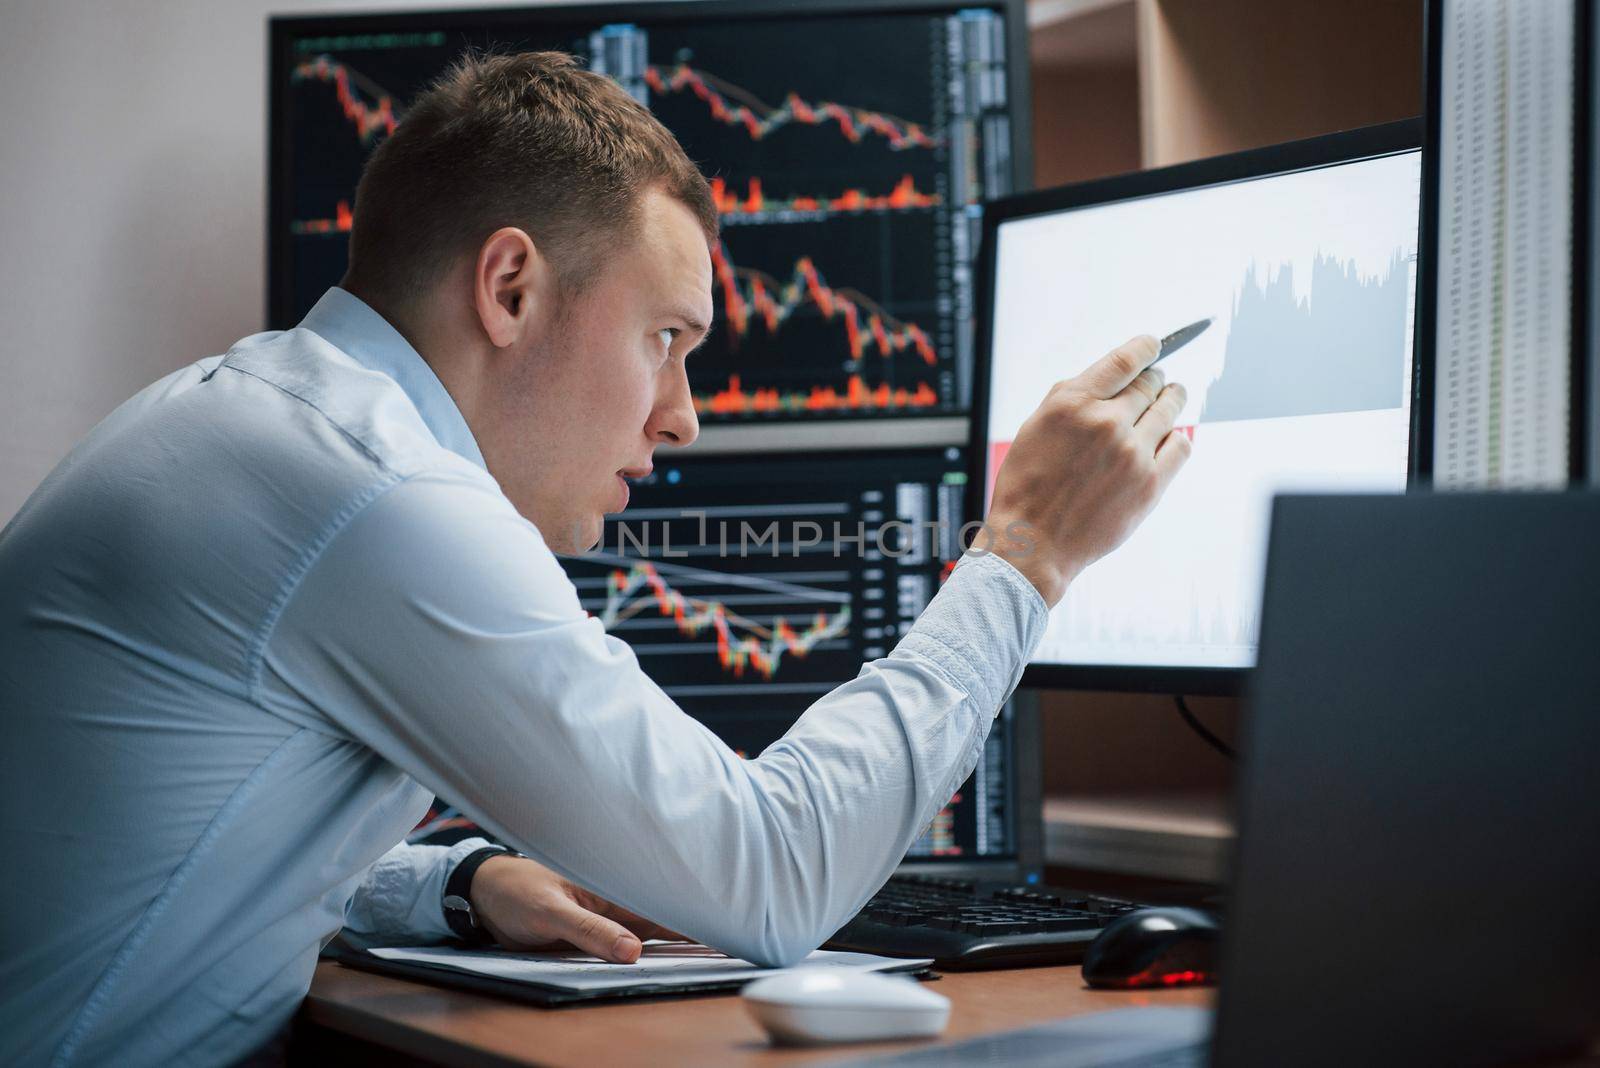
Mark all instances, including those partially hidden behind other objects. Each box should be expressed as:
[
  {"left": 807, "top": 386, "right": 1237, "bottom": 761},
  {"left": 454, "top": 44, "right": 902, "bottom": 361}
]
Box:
[{"left": 614, "top": 465, "right": 652, "bottom": 512}]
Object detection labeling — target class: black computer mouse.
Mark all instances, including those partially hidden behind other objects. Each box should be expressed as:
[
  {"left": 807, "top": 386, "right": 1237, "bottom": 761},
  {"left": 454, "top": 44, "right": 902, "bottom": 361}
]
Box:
[{"left": 1081, "top": 907, "right": 1220, "bottom": 989}]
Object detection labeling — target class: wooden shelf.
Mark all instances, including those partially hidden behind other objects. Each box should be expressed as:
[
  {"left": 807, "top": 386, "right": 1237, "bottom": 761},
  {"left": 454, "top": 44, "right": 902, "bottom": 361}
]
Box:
[
  {"left": 1027, "top": 0, "right": 1423, "bottom": 186},
  {"left": 1030, "top": 0, "right": 1136, "bottom": 68},
  {"left": 1046, "top": 793, "right": 1234, "bottom": 883},
  {"left": 1136, "top": 0, "right": 1423, "bottom": 168},
  {"left": 1028, "top": 0, "right": 1140, "bottom": 187},
  {"left": 1029, "top": 0, "right": 1132, "bottom": 31}
]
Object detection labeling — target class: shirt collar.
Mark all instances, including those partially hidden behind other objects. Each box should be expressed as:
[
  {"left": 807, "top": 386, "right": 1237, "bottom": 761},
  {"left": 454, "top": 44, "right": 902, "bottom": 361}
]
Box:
[{"left": 298, "top": 287, "right": 488, "bottom": 471}]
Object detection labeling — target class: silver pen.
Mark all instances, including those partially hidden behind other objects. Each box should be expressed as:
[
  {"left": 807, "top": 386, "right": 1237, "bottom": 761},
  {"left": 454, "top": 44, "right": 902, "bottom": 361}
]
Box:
[{"left": 1155, "top": 318, "right": 1213, "bottom": 364}]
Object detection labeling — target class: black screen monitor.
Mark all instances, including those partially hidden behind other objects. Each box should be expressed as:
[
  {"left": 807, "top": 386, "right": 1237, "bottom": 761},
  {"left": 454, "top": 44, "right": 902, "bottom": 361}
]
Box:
[
  {"left": 269, "top": 0, "right": 1031, "bottom": 428},
  {"left": 971, "top": 121, "right": 1425, "bottom": 695}
]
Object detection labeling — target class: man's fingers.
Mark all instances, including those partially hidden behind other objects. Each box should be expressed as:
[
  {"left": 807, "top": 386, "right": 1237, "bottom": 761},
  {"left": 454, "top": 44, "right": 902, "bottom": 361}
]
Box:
[
  {"left": 1111, "top": 366, "right": 1166, "bottom": 421},
  {"left": 1074, "top": 335, "right": 1160, "bottom": 399},
  {"left": 1134, "top": 382, "right": 1188, "bottom": 445},
  {"left": 547, "top": 896, "right": 643, "bottom": 963},
  {"left": 1154, "top": 426, "right": 1193, "bottom": 486}
]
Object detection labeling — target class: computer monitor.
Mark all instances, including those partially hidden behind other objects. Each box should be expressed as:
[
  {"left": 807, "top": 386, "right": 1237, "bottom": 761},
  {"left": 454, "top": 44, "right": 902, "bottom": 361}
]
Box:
[
  {"left": 1421, "top": 0, "right": 1590, "bottom": 488},
  {"left": 971, "top": 121, "right": 1424, "bottom": 694},
  {"left": 1213, "top": 492, "right": 1600, "bottom": 1066},
  {"left": 268, "top": 0, "right": 1031, "bottom": 436}
]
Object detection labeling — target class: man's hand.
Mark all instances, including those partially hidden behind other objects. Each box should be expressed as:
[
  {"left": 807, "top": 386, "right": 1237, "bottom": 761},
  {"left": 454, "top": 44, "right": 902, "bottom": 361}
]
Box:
[
  {"left": 985, "top": 334, "right": 1191, "bottom": 605},
  {"left": 468, "top": 854, "right": 684, "bottom": 963}
]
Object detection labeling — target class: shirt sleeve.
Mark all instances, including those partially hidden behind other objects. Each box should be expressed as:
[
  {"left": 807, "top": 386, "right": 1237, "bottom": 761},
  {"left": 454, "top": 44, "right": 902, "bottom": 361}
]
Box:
[
  {"left": 259, "top": 470, "right": 1047, "bottom": 967},
  {"left": 341, "top": 838, "right": 495, "bottom": 946}
]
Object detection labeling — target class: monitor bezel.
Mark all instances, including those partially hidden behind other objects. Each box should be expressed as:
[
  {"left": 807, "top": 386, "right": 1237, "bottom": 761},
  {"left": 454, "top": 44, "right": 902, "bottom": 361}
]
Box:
[
  {"left": 266, "top": 0, "right": 1033, "bottom": 330},
  {"left": 967, "top": 118, "right": 1426, "bottom": 696}
]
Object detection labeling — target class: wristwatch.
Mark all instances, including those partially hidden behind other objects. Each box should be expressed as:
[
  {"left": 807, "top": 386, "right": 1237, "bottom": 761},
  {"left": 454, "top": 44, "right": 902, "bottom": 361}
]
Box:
[{"left": 441, "top": 845, "right": 514, "bottom": 945}]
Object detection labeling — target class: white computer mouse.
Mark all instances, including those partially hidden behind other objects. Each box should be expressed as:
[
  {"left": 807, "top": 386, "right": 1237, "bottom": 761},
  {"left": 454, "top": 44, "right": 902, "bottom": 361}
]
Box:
[{"left": 741, "top": 968, "right": 951, "bottom": 1046}]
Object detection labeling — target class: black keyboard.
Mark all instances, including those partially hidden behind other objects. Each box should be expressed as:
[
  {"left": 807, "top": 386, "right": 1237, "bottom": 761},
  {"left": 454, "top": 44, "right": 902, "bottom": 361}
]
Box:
[{"left": 826, "top": 874, "right": 1148, "bottom": 969}]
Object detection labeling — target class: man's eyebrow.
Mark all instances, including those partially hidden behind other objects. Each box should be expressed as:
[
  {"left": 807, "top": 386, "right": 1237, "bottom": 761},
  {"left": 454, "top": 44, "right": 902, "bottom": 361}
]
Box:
[
  {"left": 675, "top": 309, "right": 711, "bottom": 336},
  {"left": 671, "top": 309, "right": 713, "bottom": 350}
]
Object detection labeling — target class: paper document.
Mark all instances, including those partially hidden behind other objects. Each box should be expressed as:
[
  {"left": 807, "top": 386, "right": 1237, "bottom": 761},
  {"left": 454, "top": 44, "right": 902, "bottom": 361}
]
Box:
[{"left": 369, "top": 941, "right": 931, "bottom": 993}]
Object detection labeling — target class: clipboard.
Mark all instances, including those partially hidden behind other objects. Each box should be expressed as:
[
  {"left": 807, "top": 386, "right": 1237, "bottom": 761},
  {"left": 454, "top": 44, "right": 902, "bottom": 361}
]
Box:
[{"left": 322, "top": 936, "right": 935, "bottom": 1008}]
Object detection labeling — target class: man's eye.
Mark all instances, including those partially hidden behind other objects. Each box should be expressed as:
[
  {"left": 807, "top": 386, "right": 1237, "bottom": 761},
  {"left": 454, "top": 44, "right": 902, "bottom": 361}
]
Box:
[{"left": 657, "top": 328, "right": 678, "bottom": 351}]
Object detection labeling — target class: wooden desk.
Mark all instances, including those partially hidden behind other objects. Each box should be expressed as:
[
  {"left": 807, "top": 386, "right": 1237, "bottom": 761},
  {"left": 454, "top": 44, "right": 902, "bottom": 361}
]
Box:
[{"left": 301, "top": 960, "right": 1213, "bottom": 1067}]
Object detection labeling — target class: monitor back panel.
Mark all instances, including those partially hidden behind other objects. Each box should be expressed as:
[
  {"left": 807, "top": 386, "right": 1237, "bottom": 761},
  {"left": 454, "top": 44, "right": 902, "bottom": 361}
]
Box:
[{"left": 1215, "top": 492, "right": 1600, "bottom": 1067}]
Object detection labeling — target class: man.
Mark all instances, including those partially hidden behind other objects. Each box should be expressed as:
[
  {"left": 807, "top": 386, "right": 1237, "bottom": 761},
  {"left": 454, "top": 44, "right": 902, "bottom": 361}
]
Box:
[{"left": 0, "top": 52, "right": 1189, "bottom": 1065}]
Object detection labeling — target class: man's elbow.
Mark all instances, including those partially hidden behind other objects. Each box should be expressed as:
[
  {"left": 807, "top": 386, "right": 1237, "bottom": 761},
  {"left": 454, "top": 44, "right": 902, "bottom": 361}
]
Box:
[
  {"left": 716, "top": 913, "right": 839, "bottom": 969},
  {"left": 740, "top": 933, "right": 823, "bottom": 970}
]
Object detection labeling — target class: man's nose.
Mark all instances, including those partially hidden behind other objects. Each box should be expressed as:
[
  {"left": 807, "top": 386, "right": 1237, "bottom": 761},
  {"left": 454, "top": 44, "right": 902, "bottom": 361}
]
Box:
[{"left": 649, "top": 364, "right": 699, "bottom": 448}]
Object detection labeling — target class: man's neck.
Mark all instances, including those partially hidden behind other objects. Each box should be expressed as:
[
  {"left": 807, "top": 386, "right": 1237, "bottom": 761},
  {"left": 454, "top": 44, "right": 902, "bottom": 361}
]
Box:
[{"left": 341, "top": 278, "right": 488, "bottom": 428}]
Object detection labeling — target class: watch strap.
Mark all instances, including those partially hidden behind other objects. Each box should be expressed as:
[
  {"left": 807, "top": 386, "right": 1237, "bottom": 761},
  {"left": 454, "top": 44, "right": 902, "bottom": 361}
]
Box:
[{"left": 442, "top": 845, "right": 512, "bottom": 945}]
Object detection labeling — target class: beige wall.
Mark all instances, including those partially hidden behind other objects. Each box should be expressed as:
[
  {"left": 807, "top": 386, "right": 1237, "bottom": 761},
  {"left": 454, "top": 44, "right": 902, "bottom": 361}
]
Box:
[{"left": 0, "top": 0, "right": 598, "bottom": 526}]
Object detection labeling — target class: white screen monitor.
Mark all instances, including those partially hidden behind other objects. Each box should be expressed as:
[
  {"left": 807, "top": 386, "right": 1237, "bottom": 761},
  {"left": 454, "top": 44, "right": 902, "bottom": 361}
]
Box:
[{"left": 976, "top": 123, "right": 1422, "bottom": 690}]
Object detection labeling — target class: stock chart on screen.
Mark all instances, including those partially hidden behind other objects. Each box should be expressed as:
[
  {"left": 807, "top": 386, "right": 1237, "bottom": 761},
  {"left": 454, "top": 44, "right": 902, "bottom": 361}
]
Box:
[
  {"left": 272, "top": 6, "right": 1017, "bottom": 424},
  {"left": 985, "top": 147, "right": 1420, "bottom": 671},
  {"left": 556, "top": 447, "right": 1010, "bottom": 860}
]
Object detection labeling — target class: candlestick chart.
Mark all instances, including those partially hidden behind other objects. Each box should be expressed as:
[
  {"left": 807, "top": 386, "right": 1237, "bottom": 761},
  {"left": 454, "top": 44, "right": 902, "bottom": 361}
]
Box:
[
  {"left": 642, "top": 15, "right": 974, "bottom": 420},
  {"left": 274, "top": 8, "right": 1014, "bottom": 423},
  {"left": 710, "top": 175, "right": 941, "bottom": 223},
  {"left": 688, "top": 214, "right": 953, "bottom": 416},
  {"left": 700, "top": 226, "right": 946, "bottom": 414},
  {"left": 560, "top": 446, "right": 969, "bottom": 709},
  {"left": 643, "top": 61, "right": 941, "bottom": 151},
  {"left": 290, "top": 55, "right": 400, "bottom": 145},
  {"left": 596, "top": 559, "right": 854, "bottom": 682}
]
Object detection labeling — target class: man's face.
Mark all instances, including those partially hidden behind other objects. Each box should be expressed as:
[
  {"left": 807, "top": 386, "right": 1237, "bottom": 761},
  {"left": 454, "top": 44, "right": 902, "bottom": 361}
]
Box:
[{"left": 486, "top": 187, "right": 712, "bottom": 553}]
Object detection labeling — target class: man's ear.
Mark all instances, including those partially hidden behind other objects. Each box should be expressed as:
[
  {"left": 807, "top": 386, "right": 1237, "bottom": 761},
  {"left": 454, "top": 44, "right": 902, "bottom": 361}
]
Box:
[{"left": 473, "top": 227, "right": 543, "bottom": 348}]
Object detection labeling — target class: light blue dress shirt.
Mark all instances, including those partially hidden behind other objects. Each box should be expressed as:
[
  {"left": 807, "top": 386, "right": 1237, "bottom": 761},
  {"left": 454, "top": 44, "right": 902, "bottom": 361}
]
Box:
[{"left": 0, "top": 288, "right": 1046, "bottom": 1066}]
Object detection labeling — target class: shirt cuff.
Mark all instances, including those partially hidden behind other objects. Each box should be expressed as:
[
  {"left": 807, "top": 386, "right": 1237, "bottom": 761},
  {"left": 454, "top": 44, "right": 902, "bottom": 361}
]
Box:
[{"left": 348, "top": 836, "right": 497, "bottom": 945}]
